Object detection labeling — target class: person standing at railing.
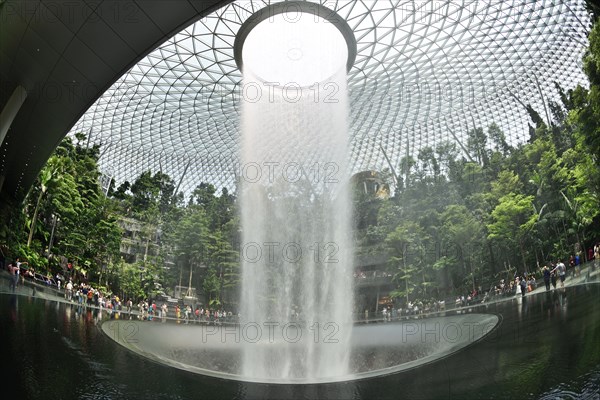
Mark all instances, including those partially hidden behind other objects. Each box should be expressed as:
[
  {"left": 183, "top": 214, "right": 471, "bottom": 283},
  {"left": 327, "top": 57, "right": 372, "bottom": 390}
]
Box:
[
  {"left": 162, "top": 303, "right": 168, "bottom": 322},
  {"left": 65, "top": 279, "right": 73, "bottom": 300},
  {"left": 542, "top": 265, "right": 551, "bottom": 291},
  {"left": 7, "top": 263, "right": 18, "bottom": 291},
  {"left": 551, "top": 259, "right": 566, "bottom": 288},
  {"left": 519, "top": 276, "right": 527, "bottom": 297},
  {"left": 15, "top": 258, "right": 27, "bottom": 285},
  {"left": 569, "top": 255, "right": 576, "bottom": 278}
]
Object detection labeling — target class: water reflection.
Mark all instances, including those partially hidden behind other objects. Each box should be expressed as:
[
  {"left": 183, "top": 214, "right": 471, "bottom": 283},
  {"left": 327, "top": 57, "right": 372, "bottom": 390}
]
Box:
[{"left": 1, "top": 279, "right": 599, "bottom": 399}]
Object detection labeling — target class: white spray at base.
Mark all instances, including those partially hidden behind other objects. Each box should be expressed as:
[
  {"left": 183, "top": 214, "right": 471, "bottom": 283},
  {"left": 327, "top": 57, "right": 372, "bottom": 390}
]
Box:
[{"left": 239, "top": 65, "right": 354, "bottom": 381}]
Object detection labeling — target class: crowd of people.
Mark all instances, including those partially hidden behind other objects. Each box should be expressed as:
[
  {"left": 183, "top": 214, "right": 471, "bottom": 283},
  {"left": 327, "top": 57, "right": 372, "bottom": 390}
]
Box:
[
  {"left": 4, "top": 242, "right": 599, "bottom": 326},
  {"left": 486, "top": 251, "right": 599, "bottom": 302},
  {"left": 374, "top": 249, "right": 599, "bottom": 322},
  {"left": 134, "top": 299, "right": 237, "bottom": 324},
  {"left": 4, "top": 258, "right": 60, "bottom": 291}
]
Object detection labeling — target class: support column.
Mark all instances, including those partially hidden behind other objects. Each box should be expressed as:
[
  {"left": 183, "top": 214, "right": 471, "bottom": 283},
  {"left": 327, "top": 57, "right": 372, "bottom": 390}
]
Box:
[
  {"left": 0, "top": 86, "right": 27, "bottom": 194},
  {"left": 0, "top": 85, "right": 27, "bottom": 147}
]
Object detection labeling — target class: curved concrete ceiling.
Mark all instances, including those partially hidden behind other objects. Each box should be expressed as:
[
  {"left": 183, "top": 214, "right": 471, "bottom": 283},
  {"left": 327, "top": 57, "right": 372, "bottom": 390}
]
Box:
[{"left": 0, "top": 0, "right": 231, "bottom": 201}]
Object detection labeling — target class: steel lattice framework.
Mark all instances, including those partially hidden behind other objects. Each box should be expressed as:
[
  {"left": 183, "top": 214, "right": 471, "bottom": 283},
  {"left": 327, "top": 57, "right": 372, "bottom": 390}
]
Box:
[{"left": 68, "top": 0, "right": 592, "bottom": 197}]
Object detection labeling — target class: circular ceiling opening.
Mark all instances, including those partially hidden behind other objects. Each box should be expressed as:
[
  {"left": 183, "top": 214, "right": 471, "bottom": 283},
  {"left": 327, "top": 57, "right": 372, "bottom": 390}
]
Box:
[{"left": 234, "top": 1, "right": 357, "bottom": 87}]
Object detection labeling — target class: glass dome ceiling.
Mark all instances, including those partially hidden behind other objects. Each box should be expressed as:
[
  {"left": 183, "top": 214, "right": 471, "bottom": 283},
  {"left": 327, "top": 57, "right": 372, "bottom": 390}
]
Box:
[{"left": 67, "top": 0, "right": 592, "bottom": 197}]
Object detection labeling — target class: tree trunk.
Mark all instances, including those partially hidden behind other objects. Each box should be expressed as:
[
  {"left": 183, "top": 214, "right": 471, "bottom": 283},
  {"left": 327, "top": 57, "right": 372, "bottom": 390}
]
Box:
[
  {"left": 487, "top": 242, "right": 496, "bottom": 274},
  {"left": 219, "top": 265, "right": 224, "bottom": 305},
  {"left": 144, "top": 237, "right": 150, "bottom": 263},
  {"left": 403, "top": 251, "right": 409, "bottom": 305},
  {"left": 519, "top": 240, "right": 527, "bottom": 273},
  {"left": 187, "top": 264, "right": 193, "bottom": 297},
  {"left": 27, "top": 189, "right": 44, "bottom": 247},
  {"left": 178, "top": 264, "right": 183, "bottom": 295}
]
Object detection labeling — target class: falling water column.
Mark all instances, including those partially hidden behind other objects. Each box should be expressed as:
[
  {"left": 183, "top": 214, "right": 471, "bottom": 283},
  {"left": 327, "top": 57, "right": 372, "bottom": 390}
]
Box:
[{"left": 235, "top": 2, "right": 357, "bottom": 382}]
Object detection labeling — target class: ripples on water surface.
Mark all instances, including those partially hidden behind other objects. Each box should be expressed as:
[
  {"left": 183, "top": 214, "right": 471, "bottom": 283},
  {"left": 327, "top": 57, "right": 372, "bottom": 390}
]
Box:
[{"left": 1, "top": 278, "right": 599, "bottom": 399}]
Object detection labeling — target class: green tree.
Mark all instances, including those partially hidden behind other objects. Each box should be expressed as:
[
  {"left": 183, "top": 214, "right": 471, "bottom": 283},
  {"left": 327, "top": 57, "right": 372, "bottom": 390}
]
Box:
[
  {"left": 439, "top": 205, "right": 485, "bottom": 292},
  {"left": 202, "top": 267, "right": 221, "bottom": 306},
  {"left": 488, "top": 122, "right": 511, "bottom": 156},
  {"left": 385, "top": 221, "right": 429, "bottom": 304},
  {"left": 26, "top": 166, "right": 54, "bottom": 247},
  {"left": 487, "top": 193, "right": 537, "bottom": 272},
  {"left": 171, "top": 205, "right": 210, "bottom": 294},
  {"left": 467, "top": 127, "right": 489, "bottom": 165}
]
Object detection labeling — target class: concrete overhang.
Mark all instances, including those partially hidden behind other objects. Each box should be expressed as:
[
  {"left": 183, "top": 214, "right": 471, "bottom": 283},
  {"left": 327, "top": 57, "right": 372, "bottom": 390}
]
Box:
[{"left": 0, "top": 0, "right": 231, "bottom": 201}]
